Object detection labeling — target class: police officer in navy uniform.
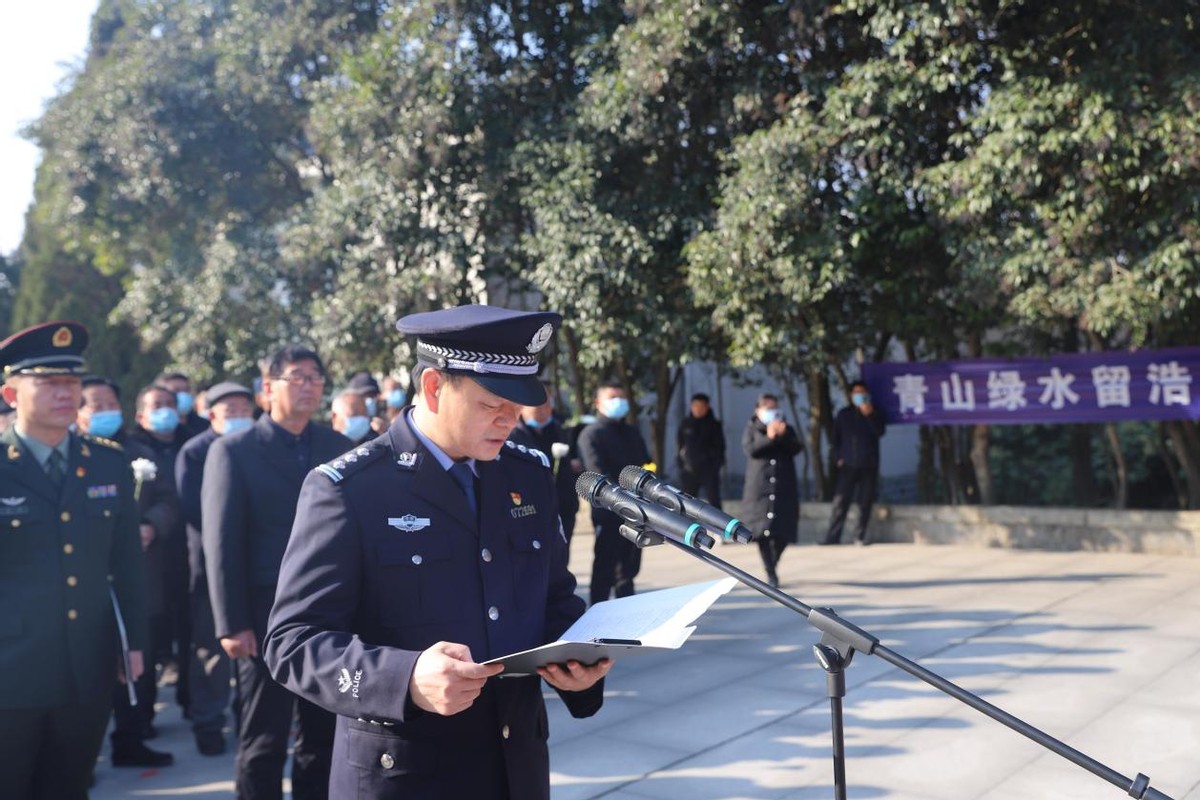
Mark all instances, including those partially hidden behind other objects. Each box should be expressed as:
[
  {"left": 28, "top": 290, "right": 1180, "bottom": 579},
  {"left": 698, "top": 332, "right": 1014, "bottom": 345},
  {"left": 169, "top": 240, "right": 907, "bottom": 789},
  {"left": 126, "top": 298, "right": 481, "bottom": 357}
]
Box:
[
  {"left": 264, "top": 305, "right": 609, "bottom": 800},
  {"left": 203, "top": 347, "right": 351, "bottom": 800},
  {"left": 0, "top": 321, "right": 148, "bottom": 800}
]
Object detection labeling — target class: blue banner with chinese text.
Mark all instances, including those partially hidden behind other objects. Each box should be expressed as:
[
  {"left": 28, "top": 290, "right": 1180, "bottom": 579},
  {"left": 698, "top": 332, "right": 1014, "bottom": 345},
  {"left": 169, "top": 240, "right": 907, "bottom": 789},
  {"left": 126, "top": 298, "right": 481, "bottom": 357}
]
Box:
[{"left": 861, "top": 348, "right": 1200, "bottom": 425}]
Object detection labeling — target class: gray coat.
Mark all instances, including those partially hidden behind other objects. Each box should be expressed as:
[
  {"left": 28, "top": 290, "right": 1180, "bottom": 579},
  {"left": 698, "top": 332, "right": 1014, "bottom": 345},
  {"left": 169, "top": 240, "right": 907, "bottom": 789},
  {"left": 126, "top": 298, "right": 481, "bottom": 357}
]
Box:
[{"left": 740, "top": 417, "right": 803, "bottom": 543}]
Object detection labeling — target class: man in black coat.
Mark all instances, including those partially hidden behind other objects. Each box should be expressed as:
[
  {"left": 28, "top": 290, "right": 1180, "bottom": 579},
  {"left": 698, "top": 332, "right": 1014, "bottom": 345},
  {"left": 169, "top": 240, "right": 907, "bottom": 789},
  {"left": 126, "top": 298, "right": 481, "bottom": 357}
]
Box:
[
  {"left": 577, "top": 380, "right": 651, "bottom": 604},
  {"left": 203, "top": 347, "right": 351, "bottom": 800},
  {"left": 741, "top": 393, "right": 803, "bottom": 588},
  {"left": 175, "top": 381, "right": 256, "bottom": 756},
  {"left": 823, "top": 381, "right": 887, "bottom": 546},
  {"left": 509, "top": 384, "right": 582, "bottom": 544},
  {"left": 264, "top": 306, "right": 608, "bottom": 800},
  {"left": 0, "top": 321, "right": 148, "bottom": 800},
  {"left": 675, "top": 392, "right": 726, "bottom": 508}
]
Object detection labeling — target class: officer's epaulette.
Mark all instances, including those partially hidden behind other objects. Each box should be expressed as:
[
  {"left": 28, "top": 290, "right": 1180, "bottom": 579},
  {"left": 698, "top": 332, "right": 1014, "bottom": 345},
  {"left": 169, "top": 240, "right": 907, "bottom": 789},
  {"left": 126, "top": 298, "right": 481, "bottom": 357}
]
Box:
[
  {"left": 315, "top": 440, "right": 390, "bottom": 484},
  {"left": 81, "top": 433, "right": 124, "bottom": 452},
  {"left": 502, "top": 439, "right": 550, "bottom": 468}
]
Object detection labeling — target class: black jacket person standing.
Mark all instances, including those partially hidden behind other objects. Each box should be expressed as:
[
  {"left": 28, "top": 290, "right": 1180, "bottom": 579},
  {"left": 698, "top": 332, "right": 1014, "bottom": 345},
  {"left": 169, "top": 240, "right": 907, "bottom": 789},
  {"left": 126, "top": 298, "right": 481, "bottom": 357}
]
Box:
[
  {"left": 203, "top": 347, "right": 351, "bottom": 800},
  {"left": 676, "top": 392, "right": 725, "bottom": 507},
  {"left": 264, "top": 305, "right": 607, "bottom": 800},
  {"left": 0, "top": 321, "right": 148, "bottom": 800},
  {"left": 577, "top": 380, "right": 651, "bottom": 604},
  {"left": 823, "top": 381, "right": 887, "bottom": 545},
  {"left": 741, "top": 393, "right": 803, "bottom": 588}
]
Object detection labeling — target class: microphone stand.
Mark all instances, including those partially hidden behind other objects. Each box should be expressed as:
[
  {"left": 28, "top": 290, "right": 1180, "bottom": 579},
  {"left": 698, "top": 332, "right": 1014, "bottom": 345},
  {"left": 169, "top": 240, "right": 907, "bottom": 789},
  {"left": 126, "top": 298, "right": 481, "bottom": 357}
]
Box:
[{"left": 615, "top": 523, "right": 1174, "bottom": 800}]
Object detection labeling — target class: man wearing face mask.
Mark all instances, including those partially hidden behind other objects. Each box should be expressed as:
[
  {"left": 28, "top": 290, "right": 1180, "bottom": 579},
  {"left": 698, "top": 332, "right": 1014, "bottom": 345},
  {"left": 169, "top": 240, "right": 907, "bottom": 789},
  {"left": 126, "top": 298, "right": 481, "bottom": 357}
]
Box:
[
  {"left": 349, "top": 371, "right": 390, "bottom": 435},
  {"left": 330, "top": 388, "right": 374, "bottom": 446},
  {"left": 158, "top": 371, "right": 211, "bottom": 441},
  {"left": 130, "top": 383, "right": 193, "bottom": 719},
  {"left": 175, "top": 382, "right": 256, "bottom": 756},
  {"left": 381, "top": 374, "right": 408, "bottom": 422},
  {"left": 509, "top": 384, "right": 582, "bottom": 545},
  {"left": 79, "top": 375, "right": 128, "bottom": 442},
  {"left": 742, "top": 394, "right": 803, "bottom": 588},
  {"left": 577, "top": 380, "right": 651, "bottom": 604},
  {"left": 823, "top": 381, "right": 887, "bottom": 546}
]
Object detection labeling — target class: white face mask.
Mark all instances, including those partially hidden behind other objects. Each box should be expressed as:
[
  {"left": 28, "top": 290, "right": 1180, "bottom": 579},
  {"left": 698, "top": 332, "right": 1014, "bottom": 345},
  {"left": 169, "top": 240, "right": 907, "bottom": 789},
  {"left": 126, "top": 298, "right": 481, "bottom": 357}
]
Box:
[{"left": 757, "top": 408, "right": 782, "bottom": 425}]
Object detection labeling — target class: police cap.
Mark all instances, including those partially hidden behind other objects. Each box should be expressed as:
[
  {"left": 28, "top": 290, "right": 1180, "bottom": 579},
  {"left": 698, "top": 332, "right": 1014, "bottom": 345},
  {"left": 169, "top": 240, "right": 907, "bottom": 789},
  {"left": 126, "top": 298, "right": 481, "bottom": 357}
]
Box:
[
  {"left": 0, "top": 321, "right": 89, "bottom": 377},
  {"left": 206, "top": 381, "right": 254, "bottom": 407},
  {"left": 396, "top": 305, "right": 560, "bottom": 406}
]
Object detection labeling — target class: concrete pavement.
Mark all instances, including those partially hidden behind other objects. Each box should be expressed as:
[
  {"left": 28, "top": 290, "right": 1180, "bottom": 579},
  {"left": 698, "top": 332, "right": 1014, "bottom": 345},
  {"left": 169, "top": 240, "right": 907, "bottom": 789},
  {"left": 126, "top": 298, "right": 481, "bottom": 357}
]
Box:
[{"left": 90, "top": 534, "right": 1200, "bottom": 799}]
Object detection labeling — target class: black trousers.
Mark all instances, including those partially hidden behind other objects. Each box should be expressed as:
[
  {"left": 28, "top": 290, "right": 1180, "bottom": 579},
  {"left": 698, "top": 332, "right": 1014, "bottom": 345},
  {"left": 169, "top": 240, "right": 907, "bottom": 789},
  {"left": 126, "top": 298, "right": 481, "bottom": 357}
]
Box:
[
  {"left": 110, "top": 659, "right": 157, "bottom": 749},
  {"left": 757, "top": 534, "right": 788, "bottom": 577},
  {"left": 824, "top": 465, "right": 879, "bottom": 543},
  {"left": 680, "top": 467, "right": 722, "bottom": 508},
  {"left": 188, "top": 581, "right": 230, "bottom": 736},
  {"left": 589, "top": 511, "right": 643, "bottom": 605},
  {"left": 233, "top": 652, "right": 334, "bottom": 800},
  {"left": 0, "top": 700, "right": 111, "bottom": 800}
]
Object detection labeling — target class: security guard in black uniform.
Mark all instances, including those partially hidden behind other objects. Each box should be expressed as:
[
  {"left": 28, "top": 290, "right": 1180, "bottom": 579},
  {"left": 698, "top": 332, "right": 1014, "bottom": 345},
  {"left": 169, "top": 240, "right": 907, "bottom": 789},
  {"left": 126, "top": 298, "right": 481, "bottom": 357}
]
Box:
[
  {"left": 265, "top": 305, "right": 610, "bottom": 800},
  {"left": 0, "top": 321, "right": 148, "bottom": 800}
]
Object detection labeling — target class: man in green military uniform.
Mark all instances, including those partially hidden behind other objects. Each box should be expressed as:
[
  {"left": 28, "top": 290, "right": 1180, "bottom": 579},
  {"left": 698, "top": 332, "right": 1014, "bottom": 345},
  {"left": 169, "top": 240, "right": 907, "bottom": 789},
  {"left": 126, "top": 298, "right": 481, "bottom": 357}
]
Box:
[{"left": 0, "top": 320, "right": 148, "bottom": 800}]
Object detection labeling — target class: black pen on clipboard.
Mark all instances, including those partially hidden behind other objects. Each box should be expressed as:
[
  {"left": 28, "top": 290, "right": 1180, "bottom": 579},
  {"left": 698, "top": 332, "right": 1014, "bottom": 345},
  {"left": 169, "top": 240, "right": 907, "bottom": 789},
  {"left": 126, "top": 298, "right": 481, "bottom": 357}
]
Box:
[{"left": 592, "top": 637, "right": 641, "bottom": 646}]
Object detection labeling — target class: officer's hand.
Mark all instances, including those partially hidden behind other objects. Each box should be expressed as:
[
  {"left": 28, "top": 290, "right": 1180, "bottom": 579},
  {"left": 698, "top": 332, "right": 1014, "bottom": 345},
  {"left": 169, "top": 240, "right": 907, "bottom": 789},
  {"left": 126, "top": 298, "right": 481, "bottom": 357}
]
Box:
[
  {"left": 221, "top": 629, "right": 259, "bottom": 660},
  {"left": 139, "top": 523, "right": 156, "bottom": 550},
  {"left": 409, "top": 642, "right": 504, "bottom": 716},
  {"left": 118, "top": 650, "right": 145, "bottom": 683},
  {"left": 538, "top": 659, "right": 611, "bottom": 692}
]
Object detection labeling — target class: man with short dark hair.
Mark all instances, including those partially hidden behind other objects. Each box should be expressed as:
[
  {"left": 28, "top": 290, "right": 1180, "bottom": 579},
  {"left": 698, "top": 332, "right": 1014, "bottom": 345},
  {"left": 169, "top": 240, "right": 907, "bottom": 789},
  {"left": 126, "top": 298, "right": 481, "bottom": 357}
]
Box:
[
  {"left": 203, "top": 346, "right": 351, "bottom": 800},
  {"left": 823, "top": 381, "right": 887, "bottom": 546},
  {"left": 577, "top": 380, "right": 651, "bottom": 604},
  {"left": 675, "top": 392, "right": 725, "bottom": 508},
  {"left": 0, "top": 321, "right": 148, "bottom": 799},
  {"left": 510, "top": 384, "right": 582, "bottom": 544},
  {"left": 175, "top": 381, "right": 256, "bottom": 757},
  {"left": 157, "top": 371, "right": 211, "bottom": 440}
]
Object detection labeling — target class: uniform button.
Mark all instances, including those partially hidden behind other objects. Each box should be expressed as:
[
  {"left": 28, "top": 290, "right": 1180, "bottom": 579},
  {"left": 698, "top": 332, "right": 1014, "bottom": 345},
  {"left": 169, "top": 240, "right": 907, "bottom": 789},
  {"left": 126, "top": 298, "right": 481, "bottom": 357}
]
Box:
[
  {"left": 63, "top": 543, "right": 74, "bottom": 555},
  {"left": 10, "top": 519, "right": 19, "bottom": 528},
  {"left": 769, "top": 477, "right": 776, "bottom": 484},
  {"left": 769, "top": 459, "right": 776, "bottom": 466},
  {"left": 380, "top": 753, "right": 395, "bottom": 770},
  {"left": 488, "top": 606, "right": 500, "bottom": 621},
  {"left": 60, "top": 511, "right": 71, "bottom": 522},
  {"left": 104, "top": 509, "right": 111, "bottom": 517},
  {"left": 767, "top": 512, "right": 774, "bottom": 520},
  {"left": 501, "top": 725, "right": 510, "bottom": 739},
  {"left": 769, "top": 494, "right": 775, "bottom": 501},
  {"left": 531, "top": 540, "right": 541, "bottom": 550},
  {"left": 411, "top": 554, "right": 422, "bottom": 566},
  {"left": 481, "top": 548, "right": 492, "bottom": 562},
  {"left": 67, "top": 576, "right": 77, "bottom": 587},
  {"left": 67, "top": 609, "right": 78, "bottom": 620}
]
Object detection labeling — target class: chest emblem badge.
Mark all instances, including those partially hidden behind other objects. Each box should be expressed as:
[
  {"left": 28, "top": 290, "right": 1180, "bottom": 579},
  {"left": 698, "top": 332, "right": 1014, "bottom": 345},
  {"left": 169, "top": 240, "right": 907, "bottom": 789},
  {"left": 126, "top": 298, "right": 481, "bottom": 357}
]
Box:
[
  {"left": 388, "top": 514, "right": 431, "bottom": 532},
  {"left": 1, "top": 497, "right": 26, "bottom": 507},
  {"left": 510, "top": 492, "right": 522, "bottom": 506}
]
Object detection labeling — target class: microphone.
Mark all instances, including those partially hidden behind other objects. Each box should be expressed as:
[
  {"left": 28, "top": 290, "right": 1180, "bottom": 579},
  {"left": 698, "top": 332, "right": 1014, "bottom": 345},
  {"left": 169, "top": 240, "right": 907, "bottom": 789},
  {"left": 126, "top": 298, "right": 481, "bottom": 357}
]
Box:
[
  {"left": 575, "top": 472, "right": 715, "bottom": 550},
  {"left": 618, "top": 466, "right": 756, "bottom": 544}
]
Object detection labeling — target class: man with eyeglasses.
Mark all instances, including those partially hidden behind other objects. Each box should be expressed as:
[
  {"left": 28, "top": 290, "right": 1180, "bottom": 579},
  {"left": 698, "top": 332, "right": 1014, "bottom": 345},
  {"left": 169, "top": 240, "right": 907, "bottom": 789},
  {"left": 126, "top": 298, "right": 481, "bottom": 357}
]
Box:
[{"left": 202, "top": 346, "right": 350, "bottom": 800}]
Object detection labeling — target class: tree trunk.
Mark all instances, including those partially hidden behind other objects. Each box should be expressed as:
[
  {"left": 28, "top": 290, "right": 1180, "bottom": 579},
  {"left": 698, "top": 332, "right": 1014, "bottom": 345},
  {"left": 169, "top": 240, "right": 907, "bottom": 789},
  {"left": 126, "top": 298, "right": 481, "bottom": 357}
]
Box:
[
  {"left": 1102, "top": 423, "right": 1128, "bottom": 509},
  {"left": 917, "top": 425, "right": 937, "bottom": 503},
  {"left": 1070, "top": 425, "right": 1097, "bottom": 507},
  {"left": 805, "top": 365, "right": 828, "bottom": 501},
  {"left": 1165, "top": 420, "right": 1200, "bottom": 509},
  {"left": 969, "top": 424, "right": 993, "bottom": 504},
  {"left": 935, "top": 427, "right": 961, "bottom": 504},
  {"left": 561, "top": 326, "right": 587, "bottom": 419},
  {"left": 1156, "top": 423, "right": 1188, "bottom": 509}
]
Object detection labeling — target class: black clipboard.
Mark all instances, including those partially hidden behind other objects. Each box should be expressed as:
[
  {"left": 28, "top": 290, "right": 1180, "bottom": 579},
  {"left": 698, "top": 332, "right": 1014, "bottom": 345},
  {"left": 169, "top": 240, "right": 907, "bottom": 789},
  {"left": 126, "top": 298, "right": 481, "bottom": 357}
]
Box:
[{"left": 484, "top": 638, "right": 676, "bottom": 677}]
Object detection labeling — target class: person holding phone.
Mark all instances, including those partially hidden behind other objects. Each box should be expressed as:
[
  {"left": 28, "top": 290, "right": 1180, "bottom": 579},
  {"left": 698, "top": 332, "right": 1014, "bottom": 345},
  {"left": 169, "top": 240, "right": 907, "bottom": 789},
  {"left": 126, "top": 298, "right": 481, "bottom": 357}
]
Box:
[
  {"left": 741, "top": 393, "right": 803, "bottom": 587},
  {"left": 823, "top": 381, "right": 887, "bottom": 545}
]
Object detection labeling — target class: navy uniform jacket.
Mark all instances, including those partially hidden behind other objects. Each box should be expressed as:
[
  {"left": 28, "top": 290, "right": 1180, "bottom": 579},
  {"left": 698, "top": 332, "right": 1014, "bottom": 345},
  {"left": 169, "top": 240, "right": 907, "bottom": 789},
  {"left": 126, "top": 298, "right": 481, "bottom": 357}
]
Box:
[
  {"left": 264, "top": 418, "right": 603, "bottom": 800},
  {"left": 202, "top": 415, "right": 351, "bottom": 641},
  {"left": 0, "top": 427, "right": 148, "bottom": 708}
]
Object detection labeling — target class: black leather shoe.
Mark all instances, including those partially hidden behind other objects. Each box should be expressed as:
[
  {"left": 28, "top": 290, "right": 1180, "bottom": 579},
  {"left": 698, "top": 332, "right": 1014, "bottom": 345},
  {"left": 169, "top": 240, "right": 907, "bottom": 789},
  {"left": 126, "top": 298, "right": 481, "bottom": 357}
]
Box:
[
  {"left": 195, "top": 730, "right": 227, "bottom": 756},
  {"left": 112, "top": 742, "right": 174, "bottom": 768}
]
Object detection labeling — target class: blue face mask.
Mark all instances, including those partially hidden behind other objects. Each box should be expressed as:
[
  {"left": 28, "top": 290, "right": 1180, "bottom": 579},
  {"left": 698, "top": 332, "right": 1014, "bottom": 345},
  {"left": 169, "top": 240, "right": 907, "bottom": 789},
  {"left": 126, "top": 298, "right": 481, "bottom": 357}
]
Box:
[
  {"left": 757, "top": 408, "right": 782, "bottom": 425},
  {"left": 222, "top": 417, "right": 254, "bottom": 436},
  {"left": 851, "top": 392, "right": 869, "bottom": 407},
  {"left": 148, "top": 406, "right": 180, "bottom": 434},
  {"left": 386, "top": 389, "right": 406, "bottom": 408},
  {"left": 364, "top": 397, "right": 378, "bottom": 417},
  {"left": 176, "top": 391, "right": 195, "bottom": 415},
  {"left": 524, "top": 416, "right": 545, "bottom": 429},
  {"left": 88, "top": 410, "right": 123, "bottom": 438},
  {"left": 600, "top": 397, "right": 630, "bottom": 420},
  {"left": 342, "top": 415, "right": 372, "bottom": 442}
]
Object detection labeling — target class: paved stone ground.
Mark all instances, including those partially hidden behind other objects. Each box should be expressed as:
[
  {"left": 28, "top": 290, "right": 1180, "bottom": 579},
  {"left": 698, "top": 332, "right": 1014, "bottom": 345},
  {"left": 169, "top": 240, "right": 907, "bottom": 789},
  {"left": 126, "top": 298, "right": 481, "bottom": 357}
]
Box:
[{"left": 90, "top": 530, "right": 1200, "bottom": 799}]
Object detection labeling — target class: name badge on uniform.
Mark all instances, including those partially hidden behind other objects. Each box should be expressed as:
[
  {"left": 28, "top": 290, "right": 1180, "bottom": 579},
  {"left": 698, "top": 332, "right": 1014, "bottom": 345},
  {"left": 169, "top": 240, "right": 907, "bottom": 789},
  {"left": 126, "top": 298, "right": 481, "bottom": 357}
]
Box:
[{"left": 388, "top": 514, "right": 431, "bottom": 532}]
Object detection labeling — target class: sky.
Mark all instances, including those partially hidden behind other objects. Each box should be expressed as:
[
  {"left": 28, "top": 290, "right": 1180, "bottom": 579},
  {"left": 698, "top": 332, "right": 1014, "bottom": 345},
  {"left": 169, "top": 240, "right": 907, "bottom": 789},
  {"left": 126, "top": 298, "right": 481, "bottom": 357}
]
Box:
[{"left": 1, "top": 0, "right": 100, "bottom": 257}]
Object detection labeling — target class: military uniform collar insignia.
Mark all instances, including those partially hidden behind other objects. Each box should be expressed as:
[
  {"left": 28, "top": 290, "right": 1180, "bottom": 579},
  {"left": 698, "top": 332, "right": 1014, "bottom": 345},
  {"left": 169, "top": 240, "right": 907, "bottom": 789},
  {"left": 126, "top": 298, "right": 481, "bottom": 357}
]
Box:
[
  {"left": 80, "top": 441, "right": 90, "bottom": 458},
  {"left": 395, "top": 451, "right": 419, "bottom": 469}
]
